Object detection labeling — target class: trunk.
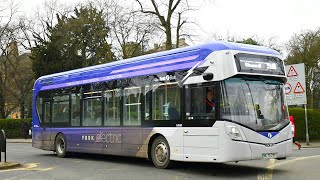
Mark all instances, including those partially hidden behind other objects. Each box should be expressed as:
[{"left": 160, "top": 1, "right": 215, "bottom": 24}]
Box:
[
  {"left": 20, "top": 101, "right": 25, "bottom": 119},
  {"left": 165, "top": 25, "right": 173, "bottom": 50},
  {"left": 176, "top": 12, "right": 181, "bottom": 49},
  {"left": 0, "top": 93, "right": 5, "bottom": 119}
]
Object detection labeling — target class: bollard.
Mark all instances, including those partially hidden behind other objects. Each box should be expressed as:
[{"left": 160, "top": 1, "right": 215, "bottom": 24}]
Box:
[{"left": 0, "top": 129, "right": 6, "bottom": 162}]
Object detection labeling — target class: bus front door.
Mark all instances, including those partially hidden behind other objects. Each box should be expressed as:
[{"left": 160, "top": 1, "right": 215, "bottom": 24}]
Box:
[{"left": 183, "top": 84, "right": 219, "bottom": 162}]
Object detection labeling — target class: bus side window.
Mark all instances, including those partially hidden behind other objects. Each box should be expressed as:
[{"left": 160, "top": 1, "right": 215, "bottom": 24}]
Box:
[
  {"left": 83, "top": 98, "right": 102, "bottom": 126},
  {"left": 71, "top": 93, "right": 81, "bottom": 126},
  {"left": 36, "top": 97, "right": 43, "bottom": 123},
  {"left": 123, "top": 87, "right": 141, "bottom": 126},
  {"left": 52, "top": 95, "right": 70, "bottom": 123},
  {"left": 152, "top": 83, "right": 181, "bottom": 120},
  {"left": 44, "top": 101, "right": 51, "bottom": 123},
  {"left": 105, "top": 89, "right": 121, "bottom": 126},
  {"left": 83, "top": 91, "right": 103, "bottom": 127}
]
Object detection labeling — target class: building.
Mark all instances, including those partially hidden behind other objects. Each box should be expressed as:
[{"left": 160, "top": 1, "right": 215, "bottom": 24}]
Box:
[{"left": 153, "top": 38, "right": 189, "bottom": 52}]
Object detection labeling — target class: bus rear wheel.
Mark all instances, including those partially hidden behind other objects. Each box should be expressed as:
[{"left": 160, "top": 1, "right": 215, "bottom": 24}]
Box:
[
  {"left": 151, "top": 136, "right": 172, "bottom": 169},
  {"left": 55, "top": 133, "right": 70, "bottom": 158}
]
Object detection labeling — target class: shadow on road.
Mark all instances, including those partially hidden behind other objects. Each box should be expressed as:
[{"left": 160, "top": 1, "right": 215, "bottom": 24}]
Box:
[{"left": 36, "top": 152, "right": 288, "bottom": 178}]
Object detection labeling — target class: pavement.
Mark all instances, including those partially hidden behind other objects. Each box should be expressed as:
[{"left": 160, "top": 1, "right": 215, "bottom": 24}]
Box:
[
  {"left": 297, "top": 141, "right": 320, "bottom": 148},
  {"left": 0, "top": 162, "right": 21, "bottom": 170},
  {"left": 6, "top": 138, "right": 32, "bottom": 143}
]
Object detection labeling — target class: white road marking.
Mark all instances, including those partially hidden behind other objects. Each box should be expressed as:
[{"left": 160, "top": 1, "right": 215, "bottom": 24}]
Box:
[
  {"left": 257, "top": 159, "right": 276, "bottom": 180},
  {"left": 257, "top": 155, "right": 320, "bottom": 180},
  {"left": 267, "top": 155, "right": 320, "bottom": 169}
]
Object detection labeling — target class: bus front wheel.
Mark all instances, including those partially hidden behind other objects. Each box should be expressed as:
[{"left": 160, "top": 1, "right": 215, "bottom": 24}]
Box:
[
  {"left": 55, "top": 133, "right": 70, "bottom": 158},
  {"left": 151, "top": 136, "right": 172, "bottom": 169}
]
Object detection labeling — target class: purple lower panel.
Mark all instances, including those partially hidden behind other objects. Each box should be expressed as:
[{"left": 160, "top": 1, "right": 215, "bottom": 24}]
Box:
[
  {"left": 32, "top": 127, "right": 54, "bottom": 151},
  {"left": 49, "top": 127, "right": 153, "bottom": 157}
]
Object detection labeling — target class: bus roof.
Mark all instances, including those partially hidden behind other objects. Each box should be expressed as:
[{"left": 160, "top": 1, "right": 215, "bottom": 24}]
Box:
[{"left": 35, "top": 41, "right": 280, "bottom": 91}]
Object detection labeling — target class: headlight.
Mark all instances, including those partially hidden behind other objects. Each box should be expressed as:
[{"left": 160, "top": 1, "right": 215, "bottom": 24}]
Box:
[{"left": 225, "top": 125, "right": 242, "bottom": 140}]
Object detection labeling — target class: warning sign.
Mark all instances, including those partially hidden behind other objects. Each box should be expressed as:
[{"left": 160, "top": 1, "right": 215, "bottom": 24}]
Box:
[
  {"left": 287, "top": 66, "right": 298, "bottom": 77},
  {"left": 294, "top": 82, "right": 305, "bottom": 93},
  {"left": 285, "top": 63, "right": 307, "bottom": 105}
]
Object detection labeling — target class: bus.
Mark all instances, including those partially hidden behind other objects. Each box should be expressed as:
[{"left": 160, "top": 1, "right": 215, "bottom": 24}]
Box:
[{"left": 32, "top": 41, "right": 292, "bottom": 168}]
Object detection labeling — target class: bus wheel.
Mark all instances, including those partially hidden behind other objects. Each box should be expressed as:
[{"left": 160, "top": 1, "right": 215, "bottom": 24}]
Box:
[
  {"left": 151, "top": 136, "right": 172, "bottom": 169},
  {"left": 55, "top": 133, "right": 69, "bottom": 158}
]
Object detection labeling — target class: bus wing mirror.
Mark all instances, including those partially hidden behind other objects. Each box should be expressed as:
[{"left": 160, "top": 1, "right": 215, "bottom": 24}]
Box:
[{"left": 203, "top": 73, "right": 214, "bottom": 81}]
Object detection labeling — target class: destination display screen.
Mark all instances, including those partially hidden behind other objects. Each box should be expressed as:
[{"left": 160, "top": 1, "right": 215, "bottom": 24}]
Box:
[{"left": 234, "top": 53, "right": 285, "bottom": 75}]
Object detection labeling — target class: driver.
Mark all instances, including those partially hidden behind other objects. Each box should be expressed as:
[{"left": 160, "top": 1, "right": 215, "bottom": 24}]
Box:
[{"left": 204, "top": 89, "right": 215, "bottom": 113}]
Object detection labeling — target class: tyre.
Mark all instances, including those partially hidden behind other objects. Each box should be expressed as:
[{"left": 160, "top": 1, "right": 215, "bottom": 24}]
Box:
[
  {"left": 151, "top": 136, "right": 172, "bottom": 169},
  {"left": 55, "top": 133, "right": 70, "bottom": 158}
]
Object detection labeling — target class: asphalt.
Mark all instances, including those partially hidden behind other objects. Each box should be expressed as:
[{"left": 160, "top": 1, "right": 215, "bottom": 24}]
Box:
[{"left": 0, "top": 138, "right": 319, "bottom": 170}]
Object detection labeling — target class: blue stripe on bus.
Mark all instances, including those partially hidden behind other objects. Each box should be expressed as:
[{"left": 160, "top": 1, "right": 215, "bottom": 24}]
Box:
[{"left": 258, "top": 132, "right": 280, "bottom": 139}]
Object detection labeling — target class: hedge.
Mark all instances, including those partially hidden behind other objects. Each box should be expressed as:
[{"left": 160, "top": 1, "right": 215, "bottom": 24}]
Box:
[
  {"left": 1, "top": 109, "right": 319, "bottom": 140},
  {"left": 0, "top": 118, "right": 32, "bottom": 138},
  {"left": 289, "top": 108, "right": 320, "bottom": 141}
]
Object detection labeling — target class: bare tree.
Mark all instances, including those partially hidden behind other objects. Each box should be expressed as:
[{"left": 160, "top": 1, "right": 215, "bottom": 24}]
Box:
[
  {"left": 90, "top": 0, "right": 157, "bottom": 59},
  {"left": 110, "top": 2, "right": 156, "bottom": 58},
  {"left": 27, "top": 0, "right": 72, "bottom": 45},
  {"left": 0, "top": 0, "right": 20, "bottom": 118},
  {"left": 135, "top": 0, "right": 193, "bottom": 50},
  {"left": 0, "top": 21, "right": 35, "bottom": 118}
]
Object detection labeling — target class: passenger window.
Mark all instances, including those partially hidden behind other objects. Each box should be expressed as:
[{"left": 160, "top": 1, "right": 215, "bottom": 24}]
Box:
[
  {"left": 36, "top": 97, "right": 43, "bottom": 123},
  {"left": 71, "top": 93, "right": 81, "bottom": 126},
  {"left": 123, "top": 87, "right": 141, "bottom": 126},
  {"left": 44, "top": 101, "right": 51, "bottom": 123},
  {"left": 83, "top": 92, "right": 102, "bottom": 126},
  {"left": 105, "top": 89, "right": 121, "bottom": 126},
  {"left": 52, "top": 95, "right": 70, "bottom": 123},
  {"left": 153, "top": 83, "right": 181, "bottom": 120},
  {"left": 145, "top": 86, "right": 151, "bottom": 120}
]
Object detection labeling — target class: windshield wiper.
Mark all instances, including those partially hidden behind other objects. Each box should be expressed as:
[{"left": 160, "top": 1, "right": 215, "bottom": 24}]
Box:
[{"left": 241, "top": 76, "right": 282, "bottom": 85}]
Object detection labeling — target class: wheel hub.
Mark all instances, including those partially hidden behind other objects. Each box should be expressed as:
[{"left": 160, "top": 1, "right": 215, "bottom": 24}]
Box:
[
  {"left": 57, "top": 138, "right": 65, "bottom": 154},
  {"left": 155, "top": 142, "right": 168, "bottom": 163}
]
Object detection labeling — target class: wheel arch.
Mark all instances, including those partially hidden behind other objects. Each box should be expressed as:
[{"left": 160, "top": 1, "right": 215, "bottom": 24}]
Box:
[
  {"left": 147, "top": 133, "right": 166, "bottom": 160},
  {"left": 54, "top": 132, "right": 64, "bottom": 149}
]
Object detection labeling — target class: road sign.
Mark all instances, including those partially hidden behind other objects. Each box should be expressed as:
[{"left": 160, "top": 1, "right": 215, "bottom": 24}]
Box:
[
  {"left": 294, "top": 82, "right": 305, "bottom": 93},
  {"left": 285, "top": 63, "right": 307, "bottom": 105},
  {"left": 285, "top": 83, "right": 292, "bottom": 94},
  {"left": 287, "top": 66, "right": 298, "bottom": 77}
]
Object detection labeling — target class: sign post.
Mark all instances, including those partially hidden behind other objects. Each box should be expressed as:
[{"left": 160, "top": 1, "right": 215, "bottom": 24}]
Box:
[
  {"left": 304, "top": 104, "right": 309, "bottom": 145},
  {"left": 285, "top": 63, "right": 309, "bottom": 145}
]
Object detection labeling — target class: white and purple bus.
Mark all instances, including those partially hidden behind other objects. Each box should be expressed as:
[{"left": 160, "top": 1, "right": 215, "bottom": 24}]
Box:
[{"left": 32, "top": 41, "right": 292, "bottom": 168}]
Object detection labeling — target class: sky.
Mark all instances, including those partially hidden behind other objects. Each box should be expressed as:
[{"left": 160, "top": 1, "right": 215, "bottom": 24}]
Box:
[{"left": 20, "top": 0, "right": 320, "bottom": 51}]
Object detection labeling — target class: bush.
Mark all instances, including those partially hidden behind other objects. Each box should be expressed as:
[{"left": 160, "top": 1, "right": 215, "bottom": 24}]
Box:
[
  {"left": 0, "top": 118, "right": 32, "bottom": 138},
  {"left": 289, "top": 108, "right": 320, "bottom": 141}
]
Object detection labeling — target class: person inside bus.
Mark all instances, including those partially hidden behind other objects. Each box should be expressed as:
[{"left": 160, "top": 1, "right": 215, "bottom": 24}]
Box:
[
  {"left": 95, "top": 107, "right": 102, "bottom": 126},
  {"left": 205, "top": 89, "right": 215, "bottom": 113},
  {"left": 55, "top": 105, "right": 65, "bottom": 121}
]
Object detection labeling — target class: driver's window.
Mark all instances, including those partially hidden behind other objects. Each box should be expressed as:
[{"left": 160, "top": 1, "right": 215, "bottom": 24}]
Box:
[{"left": 189, "top": 85, "right": 215, "bottom": 120}]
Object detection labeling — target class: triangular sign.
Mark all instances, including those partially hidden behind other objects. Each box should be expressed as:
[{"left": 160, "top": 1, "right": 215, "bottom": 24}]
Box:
[
  {"left": 287, "top": 66, "right": 298, "bottom": 77},
  {"left": 294, "top": 82, "right": 305, "bottom": 93}
]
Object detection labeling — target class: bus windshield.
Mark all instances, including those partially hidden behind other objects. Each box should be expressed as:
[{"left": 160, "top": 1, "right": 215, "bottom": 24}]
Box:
[{"left": 220, "top": 77, "right": 289, "bottom": 131}]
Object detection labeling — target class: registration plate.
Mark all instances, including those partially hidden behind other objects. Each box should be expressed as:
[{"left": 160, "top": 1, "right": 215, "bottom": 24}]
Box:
[{"left": 262, "top": 153, "right": 277, "bottom": 159}]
